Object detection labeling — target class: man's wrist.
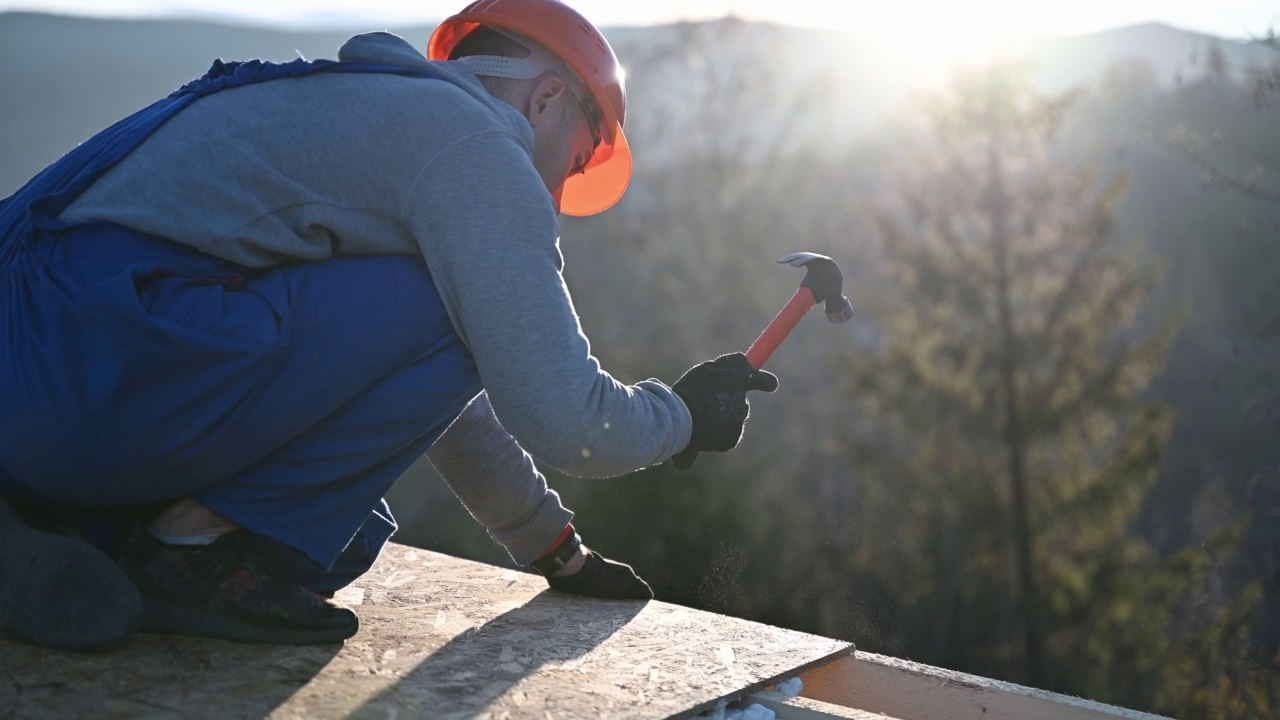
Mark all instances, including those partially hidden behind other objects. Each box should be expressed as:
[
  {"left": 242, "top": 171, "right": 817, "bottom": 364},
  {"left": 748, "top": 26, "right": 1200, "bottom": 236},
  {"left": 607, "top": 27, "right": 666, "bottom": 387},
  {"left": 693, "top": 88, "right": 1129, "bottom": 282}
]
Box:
[
  {"left": 530, "top": 524, "right": 582, "bottom": 576},
  {"left": 550, "top": 546, "right": 587, "bottom": 577}
]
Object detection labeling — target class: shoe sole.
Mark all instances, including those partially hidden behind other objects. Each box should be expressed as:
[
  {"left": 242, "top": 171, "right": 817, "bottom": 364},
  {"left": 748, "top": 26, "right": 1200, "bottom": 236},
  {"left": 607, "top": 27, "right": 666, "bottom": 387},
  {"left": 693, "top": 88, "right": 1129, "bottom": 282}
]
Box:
[
  {"left": 139, "top": 598, "right": 359, "bottom": 645},
  {"left": 0, "top": 494, "right": 142, "bottom": 651}
]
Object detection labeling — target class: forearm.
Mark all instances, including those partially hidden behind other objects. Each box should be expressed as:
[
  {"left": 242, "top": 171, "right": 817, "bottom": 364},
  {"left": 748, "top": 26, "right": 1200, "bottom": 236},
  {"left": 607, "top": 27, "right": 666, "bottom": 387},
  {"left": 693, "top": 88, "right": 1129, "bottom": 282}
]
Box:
[
  {"left": 408, "top": 138, "right": 691, "bottom": 477},
  {"left": 428, "top": 237, "right": 692, "bottom": 475},
  {"left": 427, "top": 393, "right": 573, "bottom": 566}
]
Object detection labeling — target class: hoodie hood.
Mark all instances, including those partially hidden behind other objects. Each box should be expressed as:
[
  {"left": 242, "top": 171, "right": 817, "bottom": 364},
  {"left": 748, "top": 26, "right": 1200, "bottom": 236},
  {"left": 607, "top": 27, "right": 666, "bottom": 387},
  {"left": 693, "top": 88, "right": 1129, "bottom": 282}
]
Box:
[{"left": 337, "top": 32, "right": 533, "bottom": 154}]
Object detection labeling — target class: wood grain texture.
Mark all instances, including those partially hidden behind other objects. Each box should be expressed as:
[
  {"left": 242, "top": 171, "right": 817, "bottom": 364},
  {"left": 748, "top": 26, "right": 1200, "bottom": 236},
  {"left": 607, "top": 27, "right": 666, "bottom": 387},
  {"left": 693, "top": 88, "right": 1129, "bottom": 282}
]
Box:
[
  {"left": 1, "top": 543, "right": 850, "bottom": 719},
  {"left": 799, "top": 653, "right": 1172, "bottom": 720}
]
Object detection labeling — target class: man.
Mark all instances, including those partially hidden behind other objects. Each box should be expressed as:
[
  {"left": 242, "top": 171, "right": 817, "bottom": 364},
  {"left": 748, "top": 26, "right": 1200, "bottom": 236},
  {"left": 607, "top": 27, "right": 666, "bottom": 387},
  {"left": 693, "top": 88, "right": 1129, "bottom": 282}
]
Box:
[{"left": 0, "top": 0, "right": 777, "bottom": 651}]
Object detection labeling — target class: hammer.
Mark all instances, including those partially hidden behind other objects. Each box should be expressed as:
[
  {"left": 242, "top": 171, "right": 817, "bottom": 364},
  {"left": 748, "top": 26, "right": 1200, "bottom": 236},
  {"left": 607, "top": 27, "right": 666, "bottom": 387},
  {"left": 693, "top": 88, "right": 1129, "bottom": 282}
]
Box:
[{"left": 744, "top": 252, "right": 853, "bottom": 369}]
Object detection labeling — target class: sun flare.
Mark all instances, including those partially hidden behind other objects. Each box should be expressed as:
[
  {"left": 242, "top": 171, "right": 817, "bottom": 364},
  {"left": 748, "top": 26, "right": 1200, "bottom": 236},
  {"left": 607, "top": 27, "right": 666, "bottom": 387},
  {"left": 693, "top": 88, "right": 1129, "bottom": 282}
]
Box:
[
  {"left": 731, "top": 0, "right": 1097, "bottom": 84},
  {"left": 827, "top": 2, "right": 1041, "bottom": 70}
]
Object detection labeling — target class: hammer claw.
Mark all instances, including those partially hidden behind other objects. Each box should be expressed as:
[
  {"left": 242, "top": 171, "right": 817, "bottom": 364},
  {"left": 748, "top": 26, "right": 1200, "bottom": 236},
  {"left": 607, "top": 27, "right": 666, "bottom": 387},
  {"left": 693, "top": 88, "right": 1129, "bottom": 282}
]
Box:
[{"left": 777, "top": 252, "right": 825, "bottom": 267}]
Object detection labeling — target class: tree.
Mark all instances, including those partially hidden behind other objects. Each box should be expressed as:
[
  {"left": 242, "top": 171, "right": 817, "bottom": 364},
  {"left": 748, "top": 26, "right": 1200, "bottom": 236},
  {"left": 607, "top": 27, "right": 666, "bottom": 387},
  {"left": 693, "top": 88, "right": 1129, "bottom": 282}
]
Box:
[
  {"left": 842, "top": 62, "right": 1185, "bottom": 697},
  {"left": 1157, "top": 23, "right": 1280, "bottom": 682},
  {"left": 1163, "top": 25, "right": 1279, "bottom": 203}
]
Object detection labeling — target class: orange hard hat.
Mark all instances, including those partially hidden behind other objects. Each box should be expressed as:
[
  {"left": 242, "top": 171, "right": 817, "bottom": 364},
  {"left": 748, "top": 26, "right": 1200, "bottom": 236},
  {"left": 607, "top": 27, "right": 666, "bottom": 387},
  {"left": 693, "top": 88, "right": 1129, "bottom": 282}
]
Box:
[{"left": 428, "top": 0, "right": 631, "bottom": 216}]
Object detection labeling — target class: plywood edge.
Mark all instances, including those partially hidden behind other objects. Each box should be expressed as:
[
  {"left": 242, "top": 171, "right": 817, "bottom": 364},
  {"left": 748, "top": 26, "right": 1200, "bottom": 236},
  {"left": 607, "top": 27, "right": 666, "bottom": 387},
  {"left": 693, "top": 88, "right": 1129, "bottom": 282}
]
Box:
[
  {"left": 746, "top": 689, "right": 908, "bottom": 719},
  {"left": 671, "top": 645, "right": 856, "bottom": 720},
  {"left": 798, "top": 653, "right": 1173, "bottom": 720}
]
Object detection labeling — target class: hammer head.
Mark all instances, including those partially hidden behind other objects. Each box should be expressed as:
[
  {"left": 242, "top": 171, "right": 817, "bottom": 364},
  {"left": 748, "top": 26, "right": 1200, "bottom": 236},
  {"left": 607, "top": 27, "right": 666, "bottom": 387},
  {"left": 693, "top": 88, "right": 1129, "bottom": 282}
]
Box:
[{"left": 778, "top": 252, "right": 854, "bottom": 323}]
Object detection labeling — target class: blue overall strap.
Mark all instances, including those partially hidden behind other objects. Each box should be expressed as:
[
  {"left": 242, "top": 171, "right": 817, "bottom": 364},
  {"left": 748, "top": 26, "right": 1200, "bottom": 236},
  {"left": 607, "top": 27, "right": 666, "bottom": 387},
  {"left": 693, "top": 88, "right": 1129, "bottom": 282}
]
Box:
[{"left": 0, "top": 56, "right": 453, "bottom": 268}]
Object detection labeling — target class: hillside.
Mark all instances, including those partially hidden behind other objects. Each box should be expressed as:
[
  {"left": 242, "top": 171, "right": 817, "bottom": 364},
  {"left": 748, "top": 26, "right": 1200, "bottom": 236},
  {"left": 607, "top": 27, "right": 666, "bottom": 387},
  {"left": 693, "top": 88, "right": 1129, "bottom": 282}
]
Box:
[{"left": 2, "top": 12, "right": 1273, "bottom": 194}]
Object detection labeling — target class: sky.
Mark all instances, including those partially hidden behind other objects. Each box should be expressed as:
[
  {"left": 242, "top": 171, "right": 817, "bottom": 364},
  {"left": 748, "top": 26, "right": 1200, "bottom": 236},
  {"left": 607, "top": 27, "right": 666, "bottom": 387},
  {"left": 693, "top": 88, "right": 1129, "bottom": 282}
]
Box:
[{"left": 0, "top": 0, "right": 1277, "bottom": 41}]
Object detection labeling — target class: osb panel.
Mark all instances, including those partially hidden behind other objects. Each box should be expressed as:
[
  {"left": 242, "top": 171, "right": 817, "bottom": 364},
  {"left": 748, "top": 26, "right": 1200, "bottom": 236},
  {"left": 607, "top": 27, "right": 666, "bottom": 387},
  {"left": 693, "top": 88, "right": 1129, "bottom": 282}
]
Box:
[{"left": 2, "top": 543, "right": 850, "bottom": 719}]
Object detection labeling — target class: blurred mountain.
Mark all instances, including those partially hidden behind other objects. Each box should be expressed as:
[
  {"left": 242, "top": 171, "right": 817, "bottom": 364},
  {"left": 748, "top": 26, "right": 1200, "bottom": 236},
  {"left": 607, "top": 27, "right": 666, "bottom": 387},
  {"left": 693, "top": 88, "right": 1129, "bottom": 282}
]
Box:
[
  {"left": 1000, "top": 22, "right": 1273, "bottom": 93},
  {"left": 1, "top": 11, "right": 1274, "bottom": 194}
]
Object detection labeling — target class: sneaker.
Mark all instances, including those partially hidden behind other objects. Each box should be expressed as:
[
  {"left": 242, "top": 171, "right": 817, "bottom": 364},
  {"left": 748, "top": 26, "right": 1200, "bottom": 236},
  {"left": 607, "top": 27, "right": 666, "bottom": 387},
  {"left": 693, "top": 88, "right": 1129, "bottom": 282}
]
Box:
[
  {"left": 117, "top": 529, "right": 358, "bottom": 645},
  {"left": 0, "top": 493, "right": 142, "bottom": 651}
]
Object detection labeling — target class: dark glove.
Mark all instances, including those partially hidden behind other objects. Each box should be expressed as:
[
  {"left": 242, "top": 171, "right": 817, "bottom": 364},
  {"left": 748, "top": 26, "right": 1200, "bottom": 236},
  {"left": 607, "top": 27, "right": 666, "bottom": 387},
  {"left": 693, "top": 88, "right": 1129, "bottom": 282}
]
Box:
[
  {"left": 546, "top": 550, "right": 654, "bottom": 600},
  {"left": 670, "top": 352, "right": 779, "bottom": 469},
  {"left": 533, "top": 525, "right": 653, "bottom": 600}
]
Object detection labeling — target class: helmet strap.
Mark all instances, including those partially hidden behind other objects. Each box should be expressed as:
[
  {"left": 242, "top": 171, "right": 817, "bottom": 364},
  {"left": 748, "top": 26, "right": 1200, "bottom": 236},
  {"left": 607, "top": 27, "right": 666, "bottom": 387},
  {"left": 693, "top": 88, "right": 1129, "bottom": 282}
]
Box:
[{"left": 454, "top": 29, "right": 593, "bottom": 110}]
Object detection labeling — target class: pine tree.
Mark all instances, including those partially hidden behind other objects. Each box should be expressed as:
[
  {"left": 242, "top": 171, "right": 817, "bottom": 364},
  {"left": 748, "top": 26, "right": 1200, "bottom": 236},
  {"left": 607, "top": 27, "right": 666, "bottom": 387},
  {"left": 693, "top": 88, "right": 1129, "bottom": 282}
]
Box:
[{"left": 842, "top": 62, "right": 1182, "bottom": 696}]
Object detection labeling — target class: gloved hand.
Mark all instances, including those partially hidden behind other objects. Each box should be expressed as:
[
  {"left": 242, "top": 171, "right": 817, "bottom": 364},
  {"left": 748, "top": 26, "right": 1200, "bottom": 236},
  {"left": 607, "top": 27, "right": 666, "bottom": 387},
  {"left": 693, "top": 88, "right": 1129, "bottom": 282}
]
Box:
[
  {"left": 533, "top": 524, "right": 653, "bottom": 600},
  {"left": 546, "top": 550, "right": 653, "bottom": 600},
  {"left": 671, "top": 352, "right": 779, "bottom": 469}
]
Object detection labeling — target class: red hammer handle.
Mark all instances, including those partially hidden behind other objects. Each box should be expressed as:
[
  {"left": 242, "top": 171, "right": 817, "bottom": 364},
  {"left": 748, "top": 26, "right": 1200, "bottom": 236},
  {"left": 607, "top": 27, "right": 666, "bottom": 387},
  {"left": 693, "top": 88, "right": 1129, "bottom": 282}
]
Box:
[{"left": 744, "top": 287, "right": 817, "bottom": 370}]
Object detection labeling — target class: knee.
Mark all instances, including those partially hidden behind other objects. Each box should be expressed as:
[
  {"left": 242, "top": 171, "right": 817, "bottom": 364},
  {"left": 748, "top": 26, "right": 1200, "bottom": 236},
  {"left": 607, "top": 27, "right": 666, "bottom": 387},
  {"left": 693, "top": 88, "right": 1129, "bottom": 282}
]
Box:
[{"left": 0, "top": 424, "right": 175, "bottom": 506}]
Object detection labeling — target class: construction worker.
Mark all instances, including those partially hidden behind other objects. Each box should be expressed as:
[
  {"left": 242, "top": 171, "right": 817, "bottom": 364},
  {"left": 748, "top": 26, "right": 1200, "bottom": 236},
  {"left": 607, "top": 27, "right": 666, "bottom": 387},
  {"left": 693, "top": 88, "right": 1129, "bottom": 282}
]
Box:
[{"left": 0, "top": 0, "right": 778, "bottom": 651}]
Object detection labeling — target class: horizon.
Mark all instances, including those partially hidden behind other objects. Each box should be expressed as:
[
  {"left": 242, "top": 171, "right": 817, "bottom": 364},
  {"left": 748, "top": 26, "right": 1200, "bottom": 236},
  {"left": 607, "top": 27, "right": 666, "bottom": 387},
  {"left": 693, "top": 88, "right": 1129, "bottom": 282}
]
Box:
[{"left": 0, "top": 0, "right": 1276, "bottom": 42}]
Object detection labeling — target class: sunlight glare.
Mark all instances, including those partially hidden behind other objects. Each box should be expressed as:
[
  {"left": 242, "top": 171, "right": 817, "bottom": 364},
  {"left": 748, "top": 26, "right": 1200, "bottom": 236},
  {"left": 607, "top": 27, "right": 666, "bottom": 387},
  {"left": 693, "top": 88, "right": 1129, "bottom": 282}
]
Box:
[{"left": 810, "top": 2, "right": 1057, "bottom": 79}]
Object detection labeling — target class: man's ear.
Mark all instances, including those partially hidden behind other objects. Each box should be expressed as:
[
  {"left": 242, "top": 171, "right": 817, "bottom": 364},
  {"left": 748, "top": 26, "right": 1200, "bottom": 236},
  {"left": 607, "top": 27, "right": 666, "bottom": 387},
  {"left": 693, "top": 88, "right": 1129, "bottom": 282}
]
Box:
[{"left": 525, "top": 74, "right": 571, "bottom": 129}]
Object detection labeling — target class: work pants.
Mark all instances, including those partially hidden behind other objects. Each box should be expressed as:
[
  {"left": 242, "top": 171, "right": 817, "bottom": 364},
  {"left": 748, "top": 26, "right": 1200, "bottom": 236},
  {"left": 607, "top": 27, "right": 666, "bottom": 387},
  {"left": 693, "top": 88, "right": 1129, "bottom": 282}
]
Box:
[{"left": 0, "top": 223, "right": 481, "bottom": 592}]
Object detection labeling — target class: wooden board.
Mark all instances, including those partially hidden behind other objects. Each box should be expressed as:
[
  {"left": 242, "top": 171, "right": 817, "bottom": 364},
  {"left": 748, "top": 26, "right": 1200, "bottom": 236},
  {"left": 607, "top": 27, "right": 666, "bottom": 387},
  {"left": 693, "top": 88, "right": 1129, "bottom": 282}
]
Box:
[
  {"left": 799, "top": 653, "right": 1172, "bottom": 720},
  {"left": 1, "top": 543, "right": 850, "bottom": 719},
  {"left": 746, "top": 689, "right": 908, "bottom": 719}
]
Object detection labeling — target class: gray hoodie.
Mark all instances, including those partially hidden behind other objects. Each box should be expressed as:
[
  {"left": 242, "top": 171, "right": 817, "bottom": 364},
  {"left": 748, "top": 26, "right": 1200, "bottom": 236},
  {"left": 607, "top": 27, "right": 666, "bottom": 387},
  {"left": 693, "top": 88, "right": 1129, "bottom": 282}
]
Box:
[{"left": 60, "top": 32, "right": 692, "bottom": 565}]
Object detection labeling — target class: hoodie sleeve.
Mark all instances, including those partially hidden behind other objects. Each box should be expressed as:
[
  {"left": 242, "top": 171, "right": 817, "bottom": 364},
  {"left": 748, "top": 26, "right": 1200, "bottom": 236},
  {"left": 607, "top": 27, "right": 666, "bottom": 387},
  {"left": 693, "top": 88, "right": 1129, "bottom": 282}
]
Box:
[
  {"left": 427, "top": 392, "right": 574, "bottom": 566},
  {"left": 404, "top": 129, "right": 691, "bottom": 477}
]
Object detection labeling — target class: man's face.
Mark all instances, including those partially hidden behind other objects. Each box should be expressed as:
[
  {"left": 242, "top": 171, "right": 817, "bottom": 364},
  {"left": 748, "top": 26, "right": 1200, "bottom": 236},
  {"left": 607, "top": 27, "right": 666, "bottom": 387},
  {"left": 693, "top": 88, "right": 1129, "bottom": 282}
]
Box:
[{"left": 531, "top": 87, "right": 601, "bottom": 212}]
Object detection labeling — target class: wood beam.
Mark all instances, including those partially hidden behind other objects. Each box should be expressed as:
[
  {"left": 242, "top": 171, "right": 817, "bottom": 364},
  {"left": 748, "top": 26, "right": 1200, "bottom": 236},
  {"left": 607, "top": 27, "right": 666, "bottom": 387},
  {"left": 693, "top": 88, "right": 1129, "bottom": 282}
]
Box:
[
  {"left": 746, "top": 689, "right": 908, "bottom": 719},
  {"left": 799, "top": 653, "right": 1172, "bottom": 720}
]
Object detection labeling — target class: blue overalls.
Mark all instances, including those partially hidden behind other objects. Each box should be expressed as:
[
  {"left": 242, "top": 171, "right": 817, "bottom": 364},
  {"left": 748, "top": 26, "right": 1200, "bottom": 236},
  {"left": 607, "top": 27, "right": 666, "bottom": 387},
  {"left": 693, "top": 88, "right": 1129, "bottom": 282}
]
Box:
[{"left": 0, "top": 57, "right": 482, "bottom": 592}]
